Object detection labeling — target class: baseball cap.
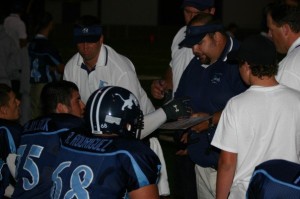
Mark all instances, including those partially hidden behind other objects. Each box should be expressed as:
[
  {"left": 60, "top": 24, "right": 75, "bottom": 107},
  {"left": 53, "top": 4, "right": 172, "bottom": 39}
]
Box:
[
  {"left": 228, "top": 35, "right": 277, "bottom": 65},
  {"left": 73, "top": 25, "right": 102, "bottom": 44},
  {"left": 182, "top": 0, "right": 215, "bottom": 10},
  {"left": 179, "top": 24, "right": 223, "bottom": 48}
]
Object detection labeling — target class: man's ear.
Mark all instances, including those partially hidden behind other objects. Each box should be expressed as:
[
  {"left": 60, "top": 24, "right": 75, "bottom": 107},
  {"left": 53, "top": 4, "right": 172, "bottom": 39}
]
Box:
[
  {"left": 209, "top": 7, "right": 216, "bottom": 15},
  {"left": 0, "top": 106, "right": 7, "bottom": 115},
  {"left": 214, "top": 32, "right": 224, "bottom": 45},
  {"left": 281, "top": 24, "right": 291, "bottom": 37},
  {"left": 56, "top": 103, "right": 69, "bottom": 114},
  {"left": 244, "top": 61, "right": 252, "bottom": 74},
  {"left": 99, "top": 35, "right": 104, "bottom": 44}
]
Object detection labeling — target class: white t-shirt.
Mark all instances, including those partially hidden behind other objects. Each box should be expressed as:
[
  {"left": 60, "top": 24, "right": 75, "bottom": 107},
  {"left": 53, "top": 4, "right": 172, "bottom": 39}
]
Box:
[
  {"left": 211, "top": 84, "right": 300, "bottom": 198},
  {"left": 276, "top": 37, "right": 300, "bottom": 92},
  {"left": 169, "top": 26, "right": 194, "bottom": 94},
  {"left": 63, "top": 44, "right": 167, "bottom": 138},
  {"left": 3, "top": 14, "right": 27, "bottom": 48},
  {"left": 0, "top": 26, "right": 18, "bottom": 86}
]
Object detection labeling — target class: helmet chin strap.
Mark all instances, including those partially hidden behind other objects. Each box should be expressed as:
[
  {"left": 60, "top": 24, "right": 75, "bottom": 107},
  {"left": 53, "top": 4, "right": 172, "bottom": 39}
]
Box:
[{"left": 136, "top": 128, "right": 141, "bottom": 140}]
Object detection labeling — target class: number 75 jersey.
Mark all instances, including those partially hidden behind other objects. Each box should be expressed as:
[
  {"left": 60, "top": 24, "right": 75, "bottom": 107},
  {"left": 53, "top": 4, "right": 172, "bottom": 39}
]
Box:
[{"left": 12, "top": 114, "right": 86, "bottom": 199}]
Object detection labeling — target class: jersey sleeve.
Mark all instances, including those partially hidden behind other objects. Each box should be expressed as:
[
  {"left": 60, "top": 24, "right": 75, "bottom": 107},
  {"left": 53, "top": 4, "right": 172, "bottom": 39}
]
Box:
[
  {"left": 0, "top": 162, "right": 10, "bottom": 197},
  {"left": 122, "top": 144, "right": 161, "bottom": 192}
]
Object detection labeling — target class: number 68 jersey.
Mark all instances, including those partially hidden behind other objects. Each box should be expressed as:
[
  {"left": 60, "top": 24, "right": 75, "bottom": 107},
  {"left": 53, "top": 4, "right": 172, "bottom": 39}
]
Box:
[
  {"left": 50, "top": 131, "right": 161, "bottom": 199},
  {"left": 13, "top": 114, "right": 86, "bottom": 199}
]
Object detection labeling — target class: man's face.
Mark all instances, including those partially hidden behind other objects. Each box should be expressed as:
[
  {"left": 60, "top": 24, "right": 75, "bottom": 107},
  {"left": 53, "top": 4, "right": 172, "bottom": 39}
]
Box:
[
  {"left": 76, "top": 36, "right": 102, "bottom": 63},
  {"left": 67, "top": 90, "right": 85, "bottom": 118},
  {"left": 267, "top": 14, "right": 287, "bottom": 54},
  {"left": 183, "top": 6, "right": 215, "bottom": 25},
  {"left": 192, "top": 34, "right": 216, "bottom": 65},
  {"left": 184, "top": 6, "right": 202, "bottom": 24},
  {"left": 4, "top": 91, "right": 20, "bottom": 120}
]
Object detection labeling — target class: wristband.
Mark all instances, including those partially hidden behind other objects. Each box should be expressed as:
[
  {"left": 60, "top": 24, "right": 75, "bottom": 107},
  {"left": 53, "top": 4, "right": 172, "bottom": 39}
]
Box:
[{"left": 208, "top": 116, "right": 214, "bottom": 128}]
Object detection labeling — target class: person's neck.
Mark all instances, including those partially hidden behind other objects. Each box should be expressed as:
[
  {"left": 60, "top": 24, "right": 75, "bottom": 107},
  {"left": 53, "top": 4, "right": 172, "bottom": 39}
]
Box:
[
  {"left": 250, "top": 76, "right": 279, "bottom": 87},
  {"left": 83, "top": 50, "right": 100, "bottom": 71},
  {"left": 38, "top": 26, "right": 52, "bottom": 38},
  {"left": 210, "top": 36, "right": 227, "bottom": 64},
  {"left": 84, "top": 59, "right": 97, "bottom": 71}
]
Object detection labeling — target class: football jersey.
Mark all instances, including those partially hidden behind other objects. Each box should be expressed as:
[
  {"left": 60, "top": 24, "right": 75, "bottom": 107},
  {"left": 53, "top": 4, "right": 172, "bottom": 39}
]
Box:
[
  {"left": 29, "top": 35, "right": 63, "bottom": 84},
  {"left": 50, "top": 131, "right": 161, "bottom": 199},
  {"left": 0, "top": 119, "right": 22, "bottom": 198},
  {"left": 13, "top": 114, "right": 85, "bottom": 199}
]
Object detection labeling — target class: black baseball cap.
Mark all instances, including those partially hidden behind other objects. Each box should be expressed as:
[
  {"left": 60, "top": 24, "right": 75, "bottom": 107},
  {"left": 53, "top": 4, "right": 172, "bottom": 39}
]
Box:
[
  {"left": 73, "top": 25, "right": 102, "bottom": 44},
  {"left": 182, "top": 0, "right": 215, "bottom": 10},
  {"left": 179, "top": 24, "right": 223, "bottom": 48},
  {"left": 228, "top": 35, "right": 277, "bottom": 65}
]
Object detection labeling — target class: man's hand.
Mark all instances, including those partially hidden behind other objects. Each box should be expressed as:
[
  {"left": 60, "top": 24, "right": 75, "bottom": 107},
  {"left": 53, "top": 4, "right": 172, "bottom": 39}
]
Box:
[
  {"left": 151, "top": 80, "right": 166, "bottom": 99},
  {"left": 191, "top": 112, "right": 210, "bottom": 132},
  {"left": 161, "top": 98, "right": 191, "bottom": 121},
  {"left": 175, "top": 149, "right": 188, "bottom": 156}
]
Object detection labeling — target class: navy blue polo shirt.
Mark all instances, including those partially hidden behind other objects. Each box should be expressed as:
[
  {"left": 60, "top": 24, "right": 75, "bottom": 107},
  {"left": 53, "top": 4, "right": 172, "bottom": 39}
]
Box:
[{"left": 175, "top": 36, "right": 248, "bottom": 168}]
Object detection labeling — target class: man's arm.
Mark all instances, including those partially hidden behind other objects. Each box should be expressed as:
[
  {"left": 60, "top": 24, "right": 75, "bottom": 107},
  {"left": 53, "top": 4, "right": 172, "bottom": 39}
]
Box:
[
  {"left": 191, "top": 111, "right": 222, "bottom": 133},
  {"left": 56, "top": 63, "right": 65, "bottom": 74},
  {"left": 151, "top": 66, "right": 173, "bottom": 100},
  {"left": 164, "top": 66, "right": 173, "bottom": 90},
  {"left": 129, "top": 184, "right": 159, "bottom": 199},
  {"left": 19, "top": 38, "right": 27, "bottom": 48},
  {"left": 216, "top": 150, "right": 237, "bottom": 199}
]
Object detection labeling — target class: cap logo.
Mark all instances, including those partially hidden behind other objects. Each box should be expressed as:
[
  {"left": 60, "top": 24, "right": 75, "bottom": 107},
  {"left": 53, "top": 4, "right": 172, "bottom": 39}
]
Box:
[{"left": 82, "top": 28, "right": 89, "bottom": 34}]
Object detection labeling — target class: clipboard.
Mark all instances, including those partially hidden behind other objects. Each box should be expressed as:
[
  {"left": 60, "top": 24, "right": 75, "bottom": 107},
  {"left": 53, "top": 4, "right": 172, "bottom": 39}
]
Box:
[{"left": 159, "top": 115, "right": 212, "bottom": 130}]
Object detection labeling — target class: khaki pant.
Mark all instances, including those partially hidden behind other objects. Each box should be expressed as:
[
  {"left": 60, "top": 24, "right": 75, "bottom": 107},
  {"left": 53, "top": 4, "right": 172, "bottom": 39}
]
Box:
[
  {"left": 30, "top": 83, "right": 46, "bottom": 119},
  {"left": 149, "top": 137, "right": 170, "bottom": 196},
  {"left": 195, "top": 165, "right": 217, "bottom": 199}
]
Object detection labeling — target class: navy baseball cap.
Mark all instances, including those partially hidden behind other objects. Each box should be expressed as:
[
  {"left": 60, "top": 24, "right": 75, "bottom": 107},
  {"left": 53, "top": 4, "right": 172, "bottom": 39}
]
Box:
[
  {"left": 182, "top": 0, "right": 215, "bottom": 10},
  {"left": 73, "top": 25, "right": 102, "bottom": 44},
  {"left": 179, "top": 24, "right": 223, "bottom": 48},
  {"left": 228, "top": 35, "right": 277, "bottom": 65}
]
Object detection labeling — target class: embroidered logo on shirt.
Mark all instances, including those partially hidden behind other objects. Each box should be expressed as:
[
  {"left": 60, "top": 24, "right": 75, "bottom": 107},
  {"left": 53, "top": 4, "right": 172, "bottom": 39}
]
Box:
[
  {"left": 98, "top": 80, "right": 108, "bottom": 88},
  {"left": 211, "top": 73, "right": 223, "bottom": 84}
]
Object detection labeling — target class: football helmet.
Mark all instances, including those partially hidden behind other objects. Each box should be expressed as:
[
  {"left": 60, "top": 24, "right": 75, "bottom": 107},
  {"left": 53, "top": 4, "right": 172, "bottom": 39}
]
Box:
[{"left": 85, "top": 86, "right": 144, "bottom": 139}]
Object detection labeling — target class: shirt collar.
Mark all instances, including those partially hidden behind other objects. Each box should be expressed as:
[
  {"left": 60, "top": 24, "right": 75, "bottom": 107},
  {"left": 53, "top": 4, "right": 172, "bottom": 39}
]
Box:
[
  {"left": 97, "top": 45, "right": 108, "bottom": 66},
  {"left": 35, "top": 34, "right": 47, "bottom": 39},
  {"left": 10, "top": 13, "right": 20, "bottom": 18},
  {"left": 219, "top": 35, "right": 234, "bottom": 62},
  {"left": 287, "top": 37, "right": 300, "bottom": 54}
]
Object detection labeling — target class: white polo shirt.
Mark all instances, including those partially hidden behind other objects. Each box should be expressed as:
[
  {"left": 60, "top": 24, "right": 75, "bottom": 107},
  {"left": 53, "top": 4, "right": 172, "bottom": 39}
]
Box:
[
  {"left": 63, "top": 44, "right": 167, "bottom": 137},
  {"left": 276, "top": 37, "right": 300, "bottom": 92},
  {"left": 170, "top": 26, "right": 195, "bottom": 94},
  {"left": 0, "top": 26, "right": 18, "bottom": 86}
]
